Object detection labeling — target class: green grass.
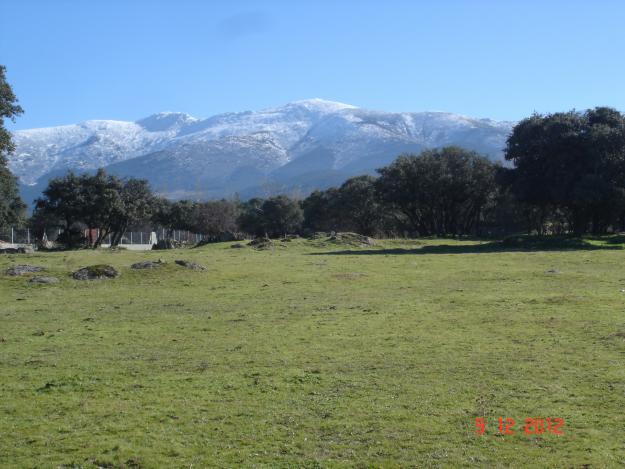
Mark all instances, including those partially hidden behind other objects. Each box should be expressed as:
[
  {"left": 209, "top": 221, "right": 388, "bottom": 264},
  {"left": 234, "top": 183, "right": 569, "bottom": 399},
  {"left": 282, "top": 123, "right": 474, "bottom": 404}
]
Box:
[{"left": 1, "top": 237, "right": 625, "bottom": 468}]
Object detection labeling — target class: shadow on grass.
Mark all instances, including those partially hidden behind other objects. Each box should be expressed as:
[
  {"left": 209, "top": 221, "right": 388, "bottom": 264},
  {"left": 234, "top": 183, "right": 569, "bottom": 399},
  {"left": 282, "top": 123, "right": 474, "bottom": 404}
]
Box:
[
  {"left": 309, "top": 236, "right": 625, "bottom": 256},
  {"left": 585, "top": 234, "right": 625, "bottom": 245}
]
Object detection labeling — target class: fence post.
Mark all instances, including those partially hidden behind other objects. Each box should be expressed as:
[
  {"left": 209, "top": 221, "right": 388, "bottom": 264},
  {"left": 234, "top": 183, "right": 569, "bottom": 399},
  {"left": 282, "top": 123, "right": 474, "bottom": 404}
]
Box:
[
  {"left": 140, "top": 232, "right": 143, "bottom": 244},
  {"left": 130, "top": 232, "right": 133, "bottom": 244},
  {"left": 27, "top": 228, "right": 30, "bottom": 244},
  {"left": 11, "top": 227, "right": 14, "bottom": 244}
]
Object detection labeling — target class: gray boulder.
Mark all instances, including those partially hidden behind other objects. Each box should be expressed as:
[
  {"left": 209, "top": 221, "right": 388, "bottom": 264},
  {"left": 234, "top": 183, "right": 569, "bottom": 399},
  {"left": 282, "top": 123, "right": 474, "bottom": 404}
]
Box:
[
  {"left": 248, "top": 237, "right": 270, "bottom": 246},
  {"left": 131, "top": 260, "right": 165, "bottom": 269},
  {"left": 175, "top": 260, "right": 207, "bottom": 271},
  {"left": 73, "top": 265, "right": 120, "bottom": 280},
  {"left": 6, "top": 264, "right": 44, "bottom": 276},
  {"left": 329, "top": 232, "right": 376, "bottom": 247},
  {"left": 248, "top": 237, "right": 274, "bottom": 250},
  {"left": 29, "top": 276, "right": 59, "bottom": 284}
]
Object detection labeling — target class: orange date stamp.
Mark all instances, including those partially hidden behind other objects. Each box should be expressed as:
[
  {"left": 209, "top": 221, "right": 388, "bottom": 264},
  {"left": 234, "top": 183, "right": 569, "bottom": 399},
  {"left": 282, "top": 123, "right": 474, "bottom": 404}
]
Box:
[{"left": 475, "top": 417, "right": 565, "bottom": 436}]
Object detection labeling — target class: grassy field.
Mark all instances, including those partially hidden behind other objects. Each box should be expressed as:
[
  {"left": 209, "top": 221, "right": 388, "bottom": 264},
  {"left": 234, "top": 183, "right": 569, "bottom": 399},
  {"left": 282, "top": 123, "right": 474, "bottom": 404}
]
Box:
[{"left": 1, "top": 236, "right": 625, "bottom": 468}]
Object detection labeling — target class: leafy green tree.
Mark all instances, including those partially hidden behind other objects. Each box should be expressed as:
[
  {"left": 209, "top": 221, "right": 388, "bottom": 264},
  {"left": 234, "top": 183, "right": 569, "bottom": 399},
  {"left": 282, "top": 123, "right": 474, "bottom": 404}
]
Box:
[
  {"left": 505, "top": 107, "right": 625, "bottom": 234},
  {"left": 193, "top": 200, "right": 239, "bottom": 241},
  {"left": 169, "top": 200, "right": 198, "bottom": 232},
  {"left": 0, "top": 65, "right": 26, "bottom": 227},
  {"left": 33, "top": 172, "right": 84, "bottom": 247},
  {"left": 302, "top": 188, "right": 342, "bottom": 232},
  {"left": 34, "top": 169, "right": 155, "bottom": 248},
  {"left": 104, "top": 177, "right": 155, "bottom": 247},
  {"left": 376, "top": 147, "right": 497, "bottom": 236},
  {"left": 80, "top": 169, "right": 124, "bottom": 246},
  {"left": 337, "top": 175, "right": 386, "bottom": 235},
  {"left": 261, "top": 195, "right": 303, "bottom": 237},
  {"left": 150, "top": 197, "right": 173, "bottom": 232},
  {"left": 303, "top": 178, "right": 390, "bottom": 235},
  {"left": 479, "top": 167, "right": 533, "bottom": 236},
  {"left": 238, "top": 196, "right": 303, "bottom": 237},
  {"left": 237, "top": 198, "right": 266, "bottom": 237},
  {"left": 151, "top": 199, "right": 197, "bottom": 237}
]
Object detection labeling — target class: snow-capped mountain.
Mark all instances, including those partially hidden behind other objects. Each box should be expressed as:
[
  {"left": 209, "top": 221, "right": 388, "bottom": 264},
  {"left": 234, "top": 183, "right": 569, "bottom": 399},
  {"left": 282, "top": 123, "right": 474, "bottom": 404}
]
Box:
[
  {"left": 10, "top": 99, "right": 514, "bottom": 201},
  {"left": 12, "top": 112, "right": 198, "bottom": 185}
]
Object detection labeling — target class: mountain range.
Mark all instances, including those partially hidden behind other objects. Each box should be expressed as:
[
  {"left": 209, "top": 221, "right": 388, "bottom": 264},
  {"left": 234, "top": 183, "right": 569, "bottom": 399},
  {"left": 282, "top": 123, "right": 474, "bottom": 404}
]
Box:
[{"left": 9, "top": 99, "right": 514, "bottom": 203}]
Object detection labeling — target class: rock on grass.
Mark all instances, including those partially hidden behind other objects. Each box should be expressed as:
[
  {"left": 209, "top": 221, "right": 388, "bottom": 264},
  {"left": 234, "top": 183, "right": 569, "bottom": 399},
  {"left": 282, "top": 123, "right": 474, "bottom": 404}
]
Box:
[
  {"left": 328, "top": 232, "right": 376, "bottom": 247},
  {"left": 72, "top": 265, "right": 119, "bottom": 280},
  {"left": 248, "top": 237, "right": 274, "bottom": 250},
  {"left": 131, "top": 260, "right": 165, "bottom": 269},
  {"left": 5, "top": 265, "right": 44, "bottom": 276},
  {"left": 29, "top": 276, "right": 59, "bottom": 284},
  {"left": 175, "top": 260, "right": 207, "bottom": 271}
]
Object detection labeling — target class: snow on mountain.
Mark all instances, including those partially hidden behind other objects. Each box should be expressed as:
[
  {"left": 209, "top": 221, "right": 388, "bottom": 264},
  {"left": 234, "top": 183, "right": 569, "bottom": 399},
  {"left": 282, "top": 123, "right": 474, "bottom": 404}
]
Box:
[
  {"left": 286, "top": 108, "right": 513, "bottom": 174},
  {"left": 173, "top": 98, "right": 357, "bottom": 149},
  {"left": 136, "top": 112, "right": 198, "bottom": 132},
  {"left": 105, "top": 133, "right": 290, "bottom": 199},
  {"left": 10, "top": 99, "right": 514, "bottom": 200},
  {"left": 11, "top": 118, "right": 187, "bottom": 184}
]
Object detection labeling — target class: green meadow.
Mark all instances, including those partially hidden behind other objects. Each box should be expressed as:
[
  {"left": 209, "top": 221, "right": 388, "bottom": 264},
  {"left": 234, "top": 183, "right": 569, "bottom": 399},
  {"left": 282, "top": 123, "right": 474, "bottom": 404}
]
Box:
[{"left": 1, "top": 237, "right": 625, "bottom": 468}]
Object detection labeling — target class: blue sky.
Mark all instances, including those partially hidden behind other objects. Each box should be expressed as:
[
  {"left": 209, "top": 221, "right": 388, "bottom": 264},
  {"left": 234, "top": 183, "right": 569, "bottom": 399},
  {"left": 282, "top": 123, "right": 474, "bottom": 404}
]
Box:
[{"left": 2, "top": 0, "right": 625, "bottom": 129}]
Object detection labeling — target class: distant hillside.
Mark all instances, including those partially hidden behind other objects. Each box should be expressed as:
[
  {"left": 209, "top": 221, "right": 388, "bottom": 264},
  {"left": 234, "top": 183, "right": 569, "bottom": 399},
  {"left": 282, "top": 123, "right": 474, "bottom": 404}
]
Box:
[{"left": 10, "top": 99, "right": 514, "bottom": 202}]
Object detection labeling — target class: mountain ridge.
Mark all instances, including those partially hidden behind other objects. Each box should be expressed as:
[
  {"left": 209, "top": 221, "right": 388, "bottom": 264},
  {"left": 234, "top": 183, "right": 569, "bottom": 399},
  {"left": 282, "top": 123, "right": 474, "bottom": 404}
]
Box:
[{"left": 10, "top": 99, "right": 515, "bottom": 202}]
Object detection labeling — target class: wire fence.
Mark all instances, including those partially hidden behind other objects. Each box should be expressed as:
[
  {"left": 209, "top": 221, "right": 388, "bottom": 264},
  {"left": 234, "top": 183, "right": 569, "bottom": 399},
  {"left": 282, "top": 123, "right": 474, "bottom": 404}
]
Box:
[
  {"left": 0, "top": 227, "right": 207, "bottom": 246},
  {"left": 103, "top": 229, "right": 207, "bottom": 245},
  {"left": 0, "top": 227, "right": 34, "bottom": 245}
]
